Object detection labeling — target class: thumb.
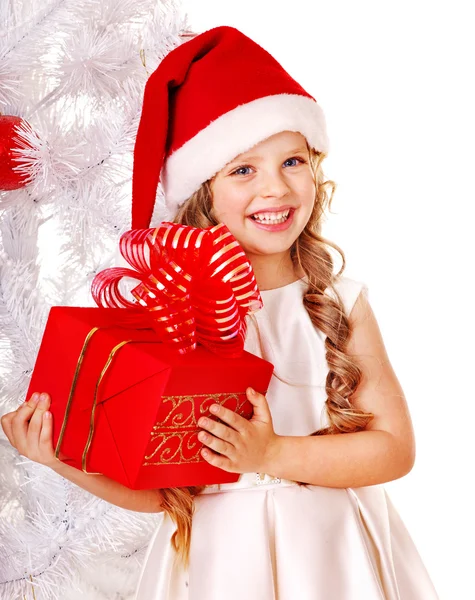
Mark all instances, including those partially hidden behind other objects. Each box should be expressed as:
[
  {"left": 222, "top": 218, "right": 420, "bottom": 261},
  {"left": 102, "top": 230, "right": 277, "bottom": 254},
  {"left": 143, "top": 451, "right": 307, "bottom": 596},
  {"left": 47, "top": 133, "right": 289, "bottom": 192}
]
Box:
[{"left": 246, "top": 387, "right": 271, "bottom": 423}]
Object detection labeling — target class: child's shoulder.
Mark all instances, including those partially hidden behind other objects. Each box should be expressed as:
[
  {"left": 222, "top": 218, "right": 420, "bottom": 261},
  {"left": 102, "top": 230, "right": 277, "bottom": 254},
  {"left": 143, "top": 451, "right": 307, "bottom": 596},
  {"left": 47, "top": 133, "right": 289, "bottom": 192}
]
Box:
[{"left": 324, "top": 274, "right": 369, "bottom": 318}]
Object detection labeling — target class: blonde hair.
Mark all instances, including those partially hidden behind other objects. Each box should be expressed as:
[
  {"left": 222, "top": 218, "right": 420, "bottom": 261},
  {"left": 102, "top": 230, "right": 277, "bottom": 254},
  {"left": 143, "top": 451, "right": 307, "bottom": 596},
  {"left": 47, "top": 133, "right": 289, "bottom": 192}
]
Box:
[{"left": 157, "top": 144, "right": 374, "bottom": 569}]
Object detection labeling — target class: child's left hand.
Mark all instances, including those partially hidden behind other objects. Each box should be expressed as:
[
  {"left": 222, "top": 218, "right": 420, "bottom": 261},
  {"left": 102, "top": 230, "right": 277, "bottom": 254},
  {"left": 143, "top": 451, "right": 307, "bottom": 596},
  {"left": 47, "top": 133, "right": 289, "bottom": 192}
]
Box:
[{"left": 197, "top": 387, "right": 279, "bottom": 474}]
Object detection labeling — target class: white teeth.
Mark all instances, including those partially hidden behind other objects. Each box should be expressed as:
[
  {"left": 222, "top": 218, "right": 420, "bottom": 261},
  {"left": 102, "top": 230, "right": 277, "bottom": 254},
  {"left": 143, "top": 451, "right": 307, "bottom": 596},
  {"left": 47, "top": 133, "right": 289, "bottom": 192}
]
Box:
[{"left": 252, "top": 209, "right": 290, "bottom": 223}]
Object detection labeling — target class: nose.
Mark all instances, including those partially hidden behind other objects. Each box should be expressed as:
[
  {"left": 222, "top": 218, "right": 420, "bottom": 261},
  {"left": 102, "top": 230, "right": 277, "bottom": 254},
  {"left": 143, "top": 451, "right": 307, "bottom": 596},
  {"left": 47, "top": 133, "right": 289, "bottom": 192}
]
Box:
[{"left": 258, "top": 168, "right": 290, "bottom": 200}]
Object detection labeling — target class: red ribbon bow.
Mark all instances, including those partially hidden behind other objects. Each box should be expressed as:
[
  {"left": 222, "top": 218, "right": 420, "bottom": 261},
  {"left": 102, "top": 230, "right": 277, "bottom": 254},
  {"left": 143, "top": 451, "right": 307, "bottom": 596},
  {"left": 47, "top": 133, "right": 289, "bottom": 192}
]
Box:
[{"left": 91, "top": 223, "right": 262, "bottom": 357}]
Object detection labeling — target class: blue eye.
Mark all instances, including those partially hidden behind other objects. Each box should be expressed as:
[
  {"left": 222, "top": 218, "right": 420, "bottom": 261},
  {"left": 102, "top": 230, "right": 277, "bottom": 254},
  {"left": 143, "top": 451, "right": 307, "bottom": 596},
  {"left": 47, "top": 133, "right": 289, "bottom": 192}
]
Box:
[
  {"left": 283, "top": 157, "right": 304, "bottom": 167},
  {"left": 232, "top": 166, "right": 252, "bottom": 176},
  {"left": 230, "top": 157, "right": 305, "bottom": 176}
]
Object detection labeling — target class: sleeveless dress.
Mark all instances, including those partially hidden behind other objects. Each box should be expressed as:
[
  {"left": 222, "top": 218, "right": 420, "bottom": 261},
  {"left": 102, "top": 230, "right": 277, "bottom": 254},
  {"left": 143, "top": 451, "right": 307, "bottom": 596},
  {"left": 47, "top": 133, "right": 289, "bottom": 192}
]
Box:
[{"left": 134, "top": 275, "right": 440, "bottom": 600}]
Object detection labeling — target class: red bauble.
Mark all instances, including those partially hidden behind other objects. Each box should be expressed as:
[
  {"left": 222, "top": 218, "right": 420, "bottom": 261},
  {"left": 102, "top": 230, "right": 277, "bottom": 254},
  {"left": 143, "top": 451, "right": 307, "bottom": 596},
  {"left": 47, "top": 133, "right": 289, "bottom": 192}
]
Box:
[{"left": 0, "top": 115, "right": 33, "bottom": 190}]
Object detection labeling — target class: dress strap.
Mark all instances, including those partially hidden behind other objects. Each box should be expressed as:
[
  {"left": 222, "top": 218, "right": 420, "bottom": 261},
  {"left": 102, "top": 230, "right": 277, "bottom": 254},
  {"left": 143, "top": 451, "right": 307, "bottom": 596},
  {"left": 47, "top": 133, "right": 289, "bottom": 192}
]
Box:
[{"left": 326, "top": 276, "right": 369, "bottom": 317}]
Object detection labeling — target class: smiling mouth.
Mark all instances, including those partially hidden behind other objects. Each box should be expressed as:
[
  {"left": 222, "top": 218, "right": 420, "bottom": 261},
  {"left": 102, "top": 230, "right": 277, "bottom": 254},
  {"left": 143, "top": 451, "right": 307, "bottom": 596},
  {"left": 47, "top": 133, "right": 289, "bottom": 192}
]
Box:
[{"left": 250, "top": 208, "right": 293, "bottom": 224}]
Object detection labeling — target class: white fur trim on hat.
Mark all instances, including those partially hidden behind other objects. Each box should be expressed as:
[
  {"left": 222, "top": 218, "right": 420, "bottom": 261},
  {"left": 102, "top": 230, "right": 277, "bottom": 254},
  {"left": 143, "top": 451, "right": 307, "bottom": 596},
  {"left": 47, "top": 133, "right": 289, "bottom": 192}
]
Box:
[{"left": 161, "top": 93, "right": 329, "bottom": 214}]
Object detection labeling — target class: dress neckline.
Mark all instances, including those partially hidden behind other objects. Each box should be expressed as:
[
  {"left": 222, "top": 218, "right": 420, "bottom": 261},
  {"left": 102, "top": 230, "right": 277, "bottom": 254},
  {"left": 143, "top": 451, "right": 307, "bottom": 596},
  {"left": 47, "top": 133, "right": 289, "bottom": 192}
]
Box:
[{"left": 259, "top": 276, "right": 307, "bottom": 294}]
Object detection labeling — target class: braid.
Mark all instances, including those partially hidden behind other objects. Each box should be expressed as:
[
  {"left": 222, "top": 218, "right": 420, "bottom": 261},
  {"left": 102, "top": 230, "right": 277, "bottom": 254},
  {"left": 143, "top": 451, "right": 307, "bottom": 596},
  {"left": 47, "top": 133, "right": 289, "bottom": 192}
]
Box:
[{"left": 158, "top": 146, "right": 373, "bottom": 567}]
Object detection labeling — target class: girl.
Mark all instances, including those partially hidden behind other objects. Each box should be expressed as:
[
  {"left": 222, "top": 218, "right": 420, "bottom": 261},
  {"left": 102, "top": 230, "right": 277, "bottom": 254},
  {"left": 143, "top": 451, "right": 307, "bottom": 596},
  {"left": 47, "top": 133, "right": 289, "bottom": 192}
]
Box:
[{"left": 1, "top": 26, "right": 440, "bottom": 600}]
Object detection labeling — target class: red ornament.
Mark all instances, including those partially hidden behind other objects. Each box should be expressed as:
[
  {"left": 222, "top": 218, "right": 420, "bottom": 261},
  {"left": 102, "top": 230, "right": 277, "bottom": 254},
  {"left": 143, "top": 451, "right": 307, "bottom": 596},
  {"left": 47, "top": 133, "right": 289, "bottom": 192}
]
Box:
[{"left": 0, "top": 115, "right": 33, "bottom": 190}]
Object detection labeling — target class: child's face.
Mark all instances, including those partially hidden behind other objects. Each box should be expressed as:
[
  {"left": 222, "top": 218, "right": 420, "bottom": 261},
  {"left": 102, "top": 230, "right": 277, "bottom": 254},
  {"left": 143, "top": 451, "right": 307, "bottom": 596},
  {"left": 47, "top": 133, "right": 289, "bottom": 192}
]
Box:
[{"left": 210, "top": 131, "right": 316, "bottom": 261}]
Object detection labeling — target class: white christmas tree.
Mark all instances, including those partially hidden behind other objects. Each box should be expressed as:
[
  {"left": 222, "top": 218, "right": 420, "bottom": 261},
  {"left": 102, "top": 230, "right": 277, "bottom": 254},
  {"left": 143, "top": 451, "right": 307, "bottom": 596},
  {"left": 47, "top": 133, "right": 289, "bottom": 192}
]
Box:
[{"left": 0, "top": 1, "right": 193, "bottom": 598}]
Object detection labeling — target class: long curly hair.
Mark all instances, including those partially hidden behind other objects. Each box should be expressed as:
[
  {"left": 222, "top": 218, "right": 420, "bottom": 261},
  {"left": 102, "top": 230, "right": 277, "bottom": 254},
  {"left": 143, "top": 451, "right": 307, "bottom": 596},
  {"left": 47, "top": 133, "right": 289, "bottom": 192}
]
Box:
[{"left": 157, "top": 145, "right": 374, "bottom": 569}]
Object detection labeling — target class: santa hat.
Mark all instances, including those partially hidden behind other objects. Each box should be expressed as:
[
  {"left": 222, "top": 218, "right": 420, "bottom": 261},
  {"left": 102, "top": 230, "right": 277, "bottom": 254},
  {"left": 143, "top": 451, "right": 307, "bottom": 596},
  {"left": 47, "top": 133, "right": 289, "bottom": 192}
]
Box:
[{"left": 132, "top": 25, "right": 329, "bottom": 229}]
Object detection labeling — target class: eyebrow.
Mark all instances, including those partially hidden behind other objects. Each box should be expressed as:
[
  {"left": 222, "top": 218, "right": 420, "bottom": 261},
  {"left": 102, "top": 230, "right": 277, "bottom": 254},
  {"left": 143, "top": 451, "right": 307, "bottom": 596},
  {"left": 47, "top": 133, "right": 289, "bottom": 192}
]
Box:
[{"left": 227, "top": 147, "right": 308, "bottom": 166}]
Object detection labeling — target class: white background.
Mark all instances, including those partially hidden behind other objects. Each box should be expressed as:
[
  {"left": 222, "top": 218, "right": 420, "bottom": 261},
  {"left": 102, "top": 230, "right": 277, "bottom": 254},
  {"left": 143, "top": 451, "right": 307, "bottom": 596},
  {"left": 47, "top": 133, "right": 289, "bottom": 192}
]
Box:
[{"left": 180, "top": 1, "right": 474, "bottom": 598}]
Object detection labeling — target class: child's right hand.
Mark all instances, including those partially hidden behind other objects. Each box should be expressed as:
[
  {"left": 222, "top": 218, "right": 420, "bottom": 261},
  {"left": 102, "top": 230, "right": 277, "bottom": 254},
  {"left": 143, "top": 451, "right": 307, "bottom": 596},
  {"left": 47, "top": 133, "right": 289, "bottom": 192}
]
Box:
[
  {"left": 2, "top": 393, "right": 165, "bottom": 513},
  {"left": 0, "top": 392, "right": 60, "bottom": 470}
]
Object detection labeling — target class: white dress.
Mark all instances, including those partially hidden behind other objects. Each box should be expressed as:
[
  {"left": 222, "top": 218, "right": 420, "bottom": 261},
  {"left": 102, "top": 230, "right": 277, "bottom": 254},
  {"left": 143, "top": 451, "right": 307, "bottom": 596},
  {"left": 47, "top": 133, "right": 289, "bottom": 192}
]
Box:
[{"left": 134, "top": 276, "right": 440, "bottom": 600}]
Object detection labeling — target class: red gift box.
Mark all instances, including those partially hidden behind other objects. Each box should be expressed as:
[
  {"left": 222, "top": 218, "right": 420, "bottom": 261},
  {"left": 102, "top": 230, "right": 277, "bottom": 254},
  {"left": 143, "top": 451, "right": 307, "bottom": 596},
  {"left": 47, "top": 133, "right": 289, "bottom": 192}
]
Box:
[
  {"left": 27, "top": 221, "right": 274, "bottom": 489},
  {"left": 26, "top": 306, "right": 274, "bottom": 490}
]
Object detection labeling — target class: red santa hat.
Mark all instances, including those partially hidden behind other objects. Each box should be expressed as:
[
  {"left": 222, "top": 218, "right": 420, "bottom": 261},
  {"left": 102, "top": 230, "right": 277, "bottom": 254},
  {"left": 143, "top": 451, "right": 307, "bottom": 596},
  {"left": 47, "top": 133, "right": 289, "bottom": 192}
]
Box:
[{"left": 132, "top": 25, "right": 329, "bottom": 229}]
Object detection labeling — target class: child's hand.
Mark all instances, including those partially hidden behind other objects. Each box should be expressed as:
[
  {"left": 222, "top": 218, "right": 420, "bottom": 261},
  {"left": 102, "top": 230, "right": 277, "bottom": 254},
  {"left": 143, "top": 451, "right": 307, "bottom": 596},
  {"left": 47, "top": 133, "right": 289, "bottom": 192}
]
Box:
[
  {"left": 197, "top": 387, "right": 279, "bottom": 474},
  {"left": 0, "top": 392, "right": 60, "bottom": 470}
]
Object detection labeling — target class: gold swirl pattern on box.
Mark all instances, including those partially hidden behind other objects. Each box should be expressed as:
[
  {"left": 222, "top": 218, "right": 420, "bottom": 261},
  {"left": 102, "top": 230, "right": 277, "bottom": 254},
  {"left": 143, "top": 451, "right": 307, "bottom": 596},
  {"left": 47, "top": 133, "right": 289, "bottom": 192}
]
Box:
[
  {"left": 55, "top": 326, "right": 254, "bottom": 472},
  {"left": 143, "top": 392, "right": 251, "bottom": 466}
]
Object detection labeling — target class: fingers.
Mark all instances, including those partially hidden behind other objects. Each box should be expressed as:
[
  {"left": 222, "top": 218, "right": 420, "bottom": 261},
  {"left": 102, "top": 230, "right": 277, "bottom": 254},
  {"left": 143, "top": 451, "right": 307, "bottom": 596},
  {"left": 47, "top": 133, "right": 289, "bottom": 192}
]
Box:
[
  {"left": 2, "top": 392, "right": 59, "bottom": 469},
  {"left": 8, "top": 392, "right": 51, "bottom": 458},
  {"left": 26, "top": 393, "right": 51, "bottom": 457},
  {"left": 11, "top": 393, "right": 40, "bottom": 451},
  {"left": 198, "top": 415, "right": 237, "bottom": 442},
  {"left": 197, "top": 414, "right": 238, "bottom": 458},
  {"left": 206, "top": 403, "right": 247, "bottom": 434},
  {"left": 39, "top": 407, "right": 55, "bottom": 463},
  {"left": 10, "top": 392, "right": 41, "bottom": 454},
  {"left": 198, "top": 430, "right": 232, "bottom": 457},
  {"left": 1, "top": 393, "right": 38, "bottom": 448}
]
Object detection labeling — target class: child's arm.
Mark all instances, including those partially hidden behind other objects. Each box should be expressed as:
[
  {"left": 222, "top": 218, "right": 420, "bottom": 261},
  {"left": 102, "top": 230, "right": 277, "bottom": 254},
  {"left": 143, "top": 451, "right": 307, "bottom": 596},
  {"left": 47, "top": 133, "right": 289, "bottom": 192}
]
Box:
[
  {"left": 51, "top": 460, "right": 164, "bottom": 513},
  {"left": 267, "top": 429, "right": 411, "bottom": 488},
  {"left": 1, "top": 393, "right": 164, "bottom": 513},
  {"left": 265, "top": 289, "right": 416, "bottom": 488}
]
